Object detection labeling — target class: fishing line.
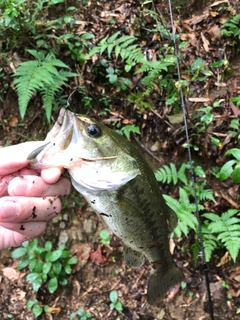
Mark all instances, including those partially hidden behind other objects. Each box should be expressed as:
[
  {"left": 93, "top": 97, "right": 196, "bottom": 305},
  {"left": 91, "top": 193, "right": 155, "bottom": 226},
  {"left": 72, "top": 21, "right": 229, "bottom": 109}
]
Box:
[{"left": 167, "top": 1, "right": 215, "bottom": 319}]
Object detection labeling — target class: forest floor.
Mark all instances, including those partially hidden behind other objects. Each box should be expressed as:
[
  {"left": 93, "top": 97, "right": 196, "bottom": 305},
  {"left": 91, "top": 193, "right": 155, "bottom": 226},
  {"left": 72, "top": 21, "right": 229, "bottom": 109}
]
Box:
[{"left": 0, "top": 0, "right": 240, "bottom": 319}]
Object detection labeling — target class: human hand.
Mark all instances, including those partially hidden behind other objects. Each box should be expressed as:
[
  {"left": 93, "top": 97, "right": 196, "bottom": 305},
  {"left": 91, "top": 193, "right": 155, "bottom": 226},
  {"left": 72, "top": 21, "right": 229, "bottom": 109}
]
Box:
[{"left": 0, "top": 141, "right": 71, "bottom": 249}]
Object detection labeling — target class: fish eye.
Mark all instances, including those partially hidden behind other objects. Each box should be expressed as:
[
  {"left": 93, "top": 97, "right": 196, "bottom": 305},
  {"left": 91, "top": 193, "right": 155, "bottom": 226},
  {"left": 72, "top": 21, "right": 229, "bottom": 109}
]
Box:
[{"left": 86, "top": 124, "right": 102, "bottom": 138}]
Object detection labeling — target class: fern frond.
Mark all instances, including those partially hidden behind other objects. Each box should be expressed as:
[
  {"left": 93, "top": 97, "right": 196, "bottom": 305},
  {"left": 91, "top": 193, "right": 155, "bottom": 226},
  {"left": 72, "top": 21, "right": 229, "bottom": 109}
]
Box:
[
  {"left": 13, "top": 50, "right": 77, "bottom": 121},
  {"left": 164, "top": 187, "right": 199, "bottom": 237},
  {"left": 201, "top": 222, "right": 218, "bottom": 262},
  {"left": 203, "top": 209, "right": 240, "bottom": 262},
  {"left": 155, "top": 163, "right": 187, "bottom": 185},
  {"left": 13, "top": 60, "right": 43, "bottom": 119},
  {"left": 89, "top": 32, "right": 144, "bottom": 66},
  {"left": 41, "top": 86, "right": 55, "bottom": 122},
  {"left": 196, "top": 182, "right": 216, "bottom": 203}
]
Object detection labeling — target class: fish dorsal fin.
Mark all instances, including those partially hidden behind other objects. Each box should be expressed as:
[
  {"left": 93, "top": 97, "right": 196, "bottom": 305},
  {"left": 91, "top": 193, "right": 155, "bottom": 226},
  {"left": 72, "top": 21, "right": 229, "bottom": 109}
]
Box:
[{"left": 167, "top": 209, "right": 178, "bottom": 233}]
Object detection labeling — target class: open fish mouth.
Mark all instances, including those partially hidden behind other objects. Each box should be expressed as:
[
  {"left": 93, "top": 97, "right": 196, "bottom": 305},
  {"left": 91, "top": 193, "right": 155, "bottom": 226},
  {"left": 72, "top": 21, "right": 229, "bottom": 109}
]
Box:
[
  {"left": 28, "top": 108, "right": 116, "bottom": 169},
  {"left": 28, "top": 108, "right": 140, "bottom": 190}
]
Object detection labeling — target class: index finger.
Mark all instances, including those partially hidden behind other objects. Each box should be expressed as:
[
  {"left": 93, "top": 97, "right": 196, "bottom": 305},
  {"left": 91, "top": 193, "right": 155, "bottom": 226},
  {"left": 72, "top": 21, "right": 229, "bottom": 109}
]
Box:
[{"left": 0, "top": 141, "right": 46, "bottom": 175}]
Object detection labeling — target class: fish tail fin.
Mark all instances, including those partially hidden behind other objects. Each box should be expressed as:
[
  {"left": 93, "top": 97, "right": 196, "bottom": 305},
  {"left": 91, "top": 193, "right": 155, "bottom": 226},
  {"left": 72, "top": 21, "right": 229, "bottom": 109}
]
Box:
[{"left": 147, "top": 264, "right": 184, "bottom": 305}]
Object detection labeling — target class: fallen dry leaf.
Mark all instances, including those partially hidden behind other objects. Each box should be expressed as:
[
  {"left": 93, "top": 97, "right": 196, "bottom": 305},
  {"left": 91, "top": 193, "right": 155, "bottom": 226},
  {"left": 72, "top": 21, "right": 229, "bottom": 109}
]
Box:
[
  {"left": 2, "top": 267, "right": 20, "bottom": 281},
  {"left": 90, "top": 246, "right": 107, "bottom": 265},
  {"left": 201, "top": 32, "right": 209, "bottom": 52},
  {"left": 47, "top": 306, "right": 61, "bottom": 315},
  {"left": 208, "top": 24, "right": 221, "bottom": 39},
  {"left": 74, "top": 243, "right": 92, "bottom": 267},
  {"left": 8, "top": 116, "right": 18, "bottom": 127}
]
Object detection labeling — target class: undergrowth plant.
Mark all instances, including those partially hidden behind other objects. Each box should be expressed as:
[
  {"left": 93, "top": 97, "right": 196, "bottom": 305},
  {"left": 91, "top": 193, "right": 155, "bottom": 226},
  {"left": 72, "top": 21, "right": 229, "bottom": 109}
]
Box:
[
  {"left": 100, "top": 230, "right": 111, "bottom": 245},
  {"left": 109, "top": 290, "right": 123, "bottom": 313},
  {"left": 202, "top": 209, "right": 240, "bottom": 262},
  {"left": 155, "top": 161, "right": 240, "bottom": 262},
  {"left": 11, "top": 238, "right": 77, "bottom": 317},
  {"left": 70, "top": 307, "right": 95, "bottom": 320},
  {"left": 221, "top": 13, "right": 240, "bottom": 45},
  {"left": 218, "top": 148, "right": 240, "bottom": 183},
  {"left": 13, "top": 49, "right": 77, "bottom": 122},
  {"left": 11, "top": 238, "right": 77, "bottom": 293},
  {"left": 26, "top": 299, "right": 50, "bottom": 318},
  {"left": 89, "top": 25, "right": 179, "bottom": 111},
  {"left": 0, "top": 0, "right": 75, "bottom": 50}
]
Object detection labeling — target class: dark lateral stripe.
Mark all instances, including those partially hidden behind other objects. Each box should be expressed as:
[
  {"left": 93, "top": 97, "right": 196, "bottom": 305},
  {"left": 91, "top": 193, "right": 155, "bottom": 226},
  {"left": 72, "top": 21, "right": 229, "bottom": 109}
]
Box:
[{"left": 100, "top": 212, "right": 109, "bottom": 217}]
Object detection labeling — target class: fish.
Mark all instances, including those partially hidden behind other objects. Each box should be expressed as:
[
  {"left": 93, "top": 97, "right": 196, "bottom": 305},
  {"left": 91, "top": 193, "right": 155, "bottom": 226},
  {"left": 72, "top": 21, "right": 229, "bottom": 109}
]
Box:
[{"left": 28, "top": 108, "right": 184, "bottom": 304}]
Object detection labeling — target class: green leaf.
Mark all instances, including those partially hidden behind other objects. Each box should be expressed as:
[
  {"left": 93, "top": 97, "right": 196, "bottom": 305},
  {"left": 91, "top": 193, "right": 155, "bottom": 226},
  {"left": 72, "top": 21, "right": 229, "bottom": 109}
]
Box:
[
  {"left": 67, "top": 256, "right": 78, "bottom": 265},
  {"left": 32, "top": 303, "right": 43, "bottom": 317},
  {"left": 226, "top": 148, "right": 240, "bottom": 161},
  {"left": 100, "top": 229, "right": 110, "bottom": 240},
  {"left": 63, "top": 15, "right": 73, "bottom": 24},
  {"left": 31, "top": 279, "right": 42, "bottom": 292},
  {"left": 26, "top": 300, "right": 37, "bottom": 309},
  {"left": 34, "top": 260, "right": 44, "bottom": 273},
  {"left": 219, "top": 160, "right": 236, "bottom": 180},
  {"left": 120, "top": 124, "right": 141, "bottom": 140},
  {"left": 43, "top": 261, "right": 52, "bottom": 274},
  {"left": 17, "top": 256, "right": 30, "bottom": 270},
  {"left": 64, "top": 264, "right": 72, "bottom": 274},
  {"left": 107, "top": 73, "right": 118, "bottom": 84},
  {"left": 45, "top": 241, "right": 52, "bottom": 251},
  {"left": 107, "top": 31, "right": 121, "bottom": 43},
  {"left": 114, "top": 301, "right": 123, "bottom": 312},
  {"left": 49, "top": 0, "right": 64, "bottom": 4},
  {"left": 29, "top": 259, "right": 38, "bottom": 272},
  {"left": 109, "top": 290, "right": 118, "bottom": 304},
  {"left": 21, "top": 241, "right": 30, "bottom": 248},
  {"left": 52, "top": 261, "right": 62, "bottom": 275},
  {"left": 77, "top": 308, "right": 85, "bottom": 316},
  {"left": 194, "top": 166, "right": 206, "bottom": 178},
  {"left": 44, "top": 305, "right": 50, "bottom": 312},
  {"left": 42, "top": 273, "right": 48, "bottom": 282},
  {"left": 26, "top": 272, "right": 41, "bottom": 282},
  {"left": 60, "top": 250, "right": 70, "bottom": 259},
  {"left": 106, "top": 67, "right": 114, "bottom": 74},
  {"left": 59, "top": 277, "right": 68, "bottom": 286},
  {"left": 48, "top": 277, "right": 58, "bottom": 293},
  {"left": 46, "top": 249, "right": 63, "bottom": 262},
  {"left": 11, "top": 247, "right": 27, "bottom": 259},
  {"left": 232, "top": 165, "right": 240, "bottom": 183},
  {"left": 170, "top": 163, "right": 178, "bottom": 184},
  {"left": 27, "top": 238, "right": 39, "bottom": 252}
]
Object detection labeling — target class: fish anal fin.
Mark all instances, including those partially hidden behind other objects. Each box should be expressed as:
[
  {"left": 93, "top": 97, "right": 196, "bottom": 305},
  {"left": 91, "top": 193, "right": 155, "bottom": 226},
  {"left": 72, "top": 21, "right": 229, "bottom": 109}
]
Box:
[
  {"left": 123, "top": 246, "right": 145, "bottom": 269},
  {"left": 147, "top": 264, "right": 184, "bottom": 305}
]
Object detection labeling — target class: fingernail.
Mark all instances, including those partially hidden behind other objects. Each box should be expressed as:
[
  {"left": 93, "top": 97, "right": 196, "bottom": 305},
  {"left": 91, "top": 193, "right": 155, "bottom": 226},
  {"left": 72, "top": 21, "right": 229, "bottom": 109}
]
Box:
[{"left": 0, "top": 200, "right": 20, "bottom": 220}]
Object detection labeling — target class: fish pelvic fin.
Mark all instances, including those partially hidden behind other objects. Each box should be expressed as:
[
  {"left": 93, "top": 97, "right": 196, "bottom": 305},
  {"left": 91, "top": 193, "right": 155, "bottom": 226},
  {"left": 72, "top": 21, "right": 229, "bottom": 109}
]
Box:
[
  {"left": 147, "top": 263, "right": 184, "bottom": 305},
  {"left": 123, "top": 246, "right": 145, "bottom": 269}
]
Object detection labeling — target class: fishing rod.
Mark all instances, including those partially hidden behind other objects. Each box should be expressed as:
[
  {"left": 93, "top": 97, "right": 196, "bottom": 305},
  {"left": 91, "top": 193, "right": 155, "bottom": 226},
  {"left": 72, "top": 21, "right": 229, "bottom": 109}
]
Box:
[{"left": 167, "top": 1, "right": 215, "bottom": 319}]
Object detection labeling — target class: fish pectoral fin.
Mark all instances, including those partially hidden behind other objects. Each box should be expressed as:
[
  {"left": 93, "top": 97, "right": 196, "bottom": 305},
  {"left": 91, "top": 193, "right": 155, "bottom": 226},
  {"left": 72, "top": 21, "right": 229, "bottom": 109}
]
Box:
[
  {"left": 123, "top": 245, "right": 145, "bottom": 269},
  {"left": 147, "top": 263, "right": 184, "bottom": 305}
]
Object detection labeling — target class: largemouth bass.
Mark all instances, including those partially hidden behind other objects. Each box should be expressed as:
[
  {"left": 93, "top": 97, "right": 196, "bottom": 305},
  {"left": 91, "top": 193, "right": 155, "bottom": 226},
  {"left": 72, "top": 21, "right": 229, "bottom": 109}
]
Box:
[{"left": 28, "top": 108, "right": 184, "bottom": 304}]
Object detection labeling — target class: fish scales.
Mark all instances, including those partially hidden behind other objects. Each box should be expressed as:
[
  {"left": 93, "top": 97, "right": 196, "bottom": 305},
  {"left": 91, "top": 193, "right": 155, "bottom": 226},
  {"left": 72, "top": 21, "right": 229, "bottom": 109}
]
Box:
[{"left": 28, "top": 108, "right": 184, "bottom": 304}]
